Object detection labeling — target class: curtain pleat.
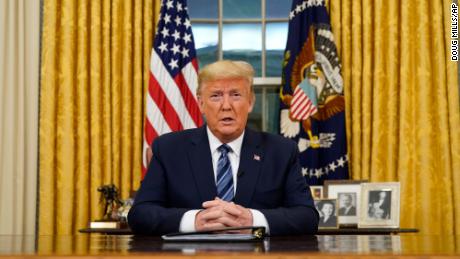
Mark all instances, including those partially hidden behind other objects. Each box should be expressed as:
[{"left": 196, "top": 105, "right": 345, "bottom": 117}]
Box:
[
  {"left": 0, "top": 0, "right": 39, "bottom": 235},
  {"left": 39, "top": 0, "right": 158, "bottom": 235},
  {"left": 329, "top": 0, "right": 460, "bottom": 234}
]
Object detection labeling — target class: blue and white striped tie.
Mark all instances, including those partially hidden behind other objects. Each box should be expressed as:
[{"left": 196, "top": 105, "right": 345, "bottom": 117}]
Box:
[{"left": 216, "top": 144, "right": 234, "bottom": 201}]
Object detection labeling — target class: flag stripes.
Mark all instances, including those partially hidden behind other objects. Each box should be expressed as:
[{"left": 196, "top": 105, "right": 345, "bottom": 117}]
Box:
[
  {"left": 142, "top": 0, "right": 203, "bottom": 177},
  {"left": 290, "top": 87, "right": 318, "bottom": 120}
]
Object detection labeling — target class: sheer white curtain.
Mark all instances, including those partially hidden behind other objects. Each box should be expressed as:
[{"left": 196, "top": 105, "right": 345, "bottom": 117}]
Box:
[{"left": 0, "top": 0, "right": 40, "bottom": 235}]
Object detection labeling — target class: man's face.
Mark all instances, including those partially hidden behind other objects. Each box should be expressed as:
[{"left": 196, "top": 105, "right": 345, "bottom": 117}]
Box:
[
  {"left": 198, "top": 78, "right": 254, "bottom": 143},
  {"left": 321, "top": 203, "right": 333, "bottom": 217},
  {"left": 341, "top": 195, "right": 352, "bottom": 207}
]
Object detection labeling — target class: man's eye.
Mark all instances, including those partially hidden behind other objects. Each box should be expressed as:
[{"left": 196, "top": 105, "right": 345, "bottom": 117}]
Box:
[{"left": 210, "top": 95, "right": 221, "bottom": 101}]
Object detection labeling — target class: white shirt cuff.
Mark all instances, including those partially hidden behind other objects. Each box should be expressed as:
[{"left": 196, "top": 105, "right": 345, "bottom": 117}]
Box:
[
  {"left": 250, "top": 209, "right": 270, "bottom": 234},
  {"left": 179, "top": 209, "right": 201, "bottom": 232}
]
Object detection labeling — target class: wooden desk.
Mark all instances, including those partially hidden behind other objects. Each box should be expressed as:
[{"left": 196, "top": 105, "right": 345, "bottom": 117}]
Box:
[
  {"left": 79, "top": 227, "right": 419, "bottom": 235},
  {"left": 0, "top": 234, "right": 458, "bottom": 258}
]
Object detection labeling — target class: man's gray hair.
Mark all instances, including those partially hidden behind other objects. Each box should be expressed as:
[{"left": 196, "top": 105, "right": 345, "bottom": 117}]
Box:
[{"left": 197, "top": 60, "right": 255, "bottom": 96}]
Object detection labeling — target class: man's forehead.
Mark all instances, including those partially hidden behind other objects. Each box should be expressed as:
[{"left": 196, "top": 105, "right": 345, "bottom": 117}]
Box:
[{"left": 204, "top": 80, "right": 250, "bottom": 91}]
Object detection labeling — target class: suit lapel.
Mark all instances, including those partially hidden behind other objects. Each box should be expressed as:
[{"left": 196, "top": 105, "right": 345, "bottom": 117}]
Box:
[
  {"left": 188, "top": 126, "right": 217, "bottom": 202},
  {"left": 234, "top": 128, "right": 263, "bottom": 207}
]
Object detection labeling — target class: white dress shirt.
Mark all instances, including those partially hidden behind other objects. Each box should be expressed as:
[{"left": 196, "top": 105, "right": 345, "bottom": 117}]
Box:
[{"left": 179, "top": 127, "right": 269, "bottom": 233}]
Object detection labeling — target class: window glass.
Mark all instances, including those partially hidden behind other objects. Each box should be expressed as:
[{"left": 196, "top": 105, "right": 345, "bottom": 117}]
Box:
[
  {"left": 266, "top": 22, "right": 288, "bottom": 77},
  {"left": 223, "top": 0, "right": 261, "bottom": 19},
  {"left": 223, "top": 23, "right": 262, "bottom": 76},
  {"left": 188, "top": 0, "right": 218, "bottom": 19},
  {"left": 247, "top": 88, "right": 263, "bottom": 131},
  {"left": 266, "top": 0, "right": 291, "bottom": 19},
  {"left": 192, "top": 23, "right": 218, "bottom": 68},
  {"left": 264, "top": 87, "right": 280, "bottom": 134}
]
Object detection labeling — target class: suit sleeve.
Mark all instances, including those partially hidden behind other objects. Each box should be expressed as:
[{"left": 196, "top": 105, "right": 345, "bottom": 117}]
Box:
[
  {"left": 258, "top": 142, "right": 319, "bottom": 235},
  {"left": 127, "top": 139, "right": 188, "bottom": 235}
]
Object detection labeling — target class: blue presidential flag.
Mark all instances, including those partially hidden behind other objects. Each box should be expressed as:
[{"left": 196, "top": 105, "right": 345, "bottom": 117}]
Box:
[{"left": 280, "top": 0, "right": 349, "bottom": 184}]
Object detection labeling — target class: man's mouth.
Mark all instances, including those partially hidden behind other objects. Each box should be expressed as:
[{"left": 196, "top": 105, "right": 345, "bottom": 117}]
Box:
[{"left": 220, "top": 117, "right": 234, "bottom": 123}]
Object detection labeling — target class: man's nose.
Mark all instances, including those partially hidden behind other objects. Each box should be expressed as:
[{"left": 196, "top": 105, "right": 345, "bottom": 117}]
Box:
[{"left": 221, "top": 94, "right": 232, "bottom": 109}]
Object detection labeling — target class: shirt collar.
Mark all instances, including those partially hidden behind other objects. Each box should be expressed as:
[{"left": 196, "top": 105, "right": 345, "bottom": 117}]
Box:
[{"left": 206, "top": 126, "right": 244, "bottom": 158}]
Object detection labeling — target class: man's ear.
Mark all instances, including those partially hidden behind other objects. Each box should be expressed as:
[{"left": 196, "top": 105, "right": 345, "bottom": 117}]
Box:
[
  {"left": 197, "top": 95, "right": 205, "bottom": 114},
  {"left": 248, "top": 93, "right": 255, "bottom": 113}
]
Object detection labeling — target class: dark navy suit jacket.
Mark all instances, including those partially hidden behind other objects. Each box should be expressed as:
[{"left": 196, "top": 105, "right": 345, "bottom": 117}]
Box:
[{"left": 128, "top": 126, "right": 319, "bottom": 235}]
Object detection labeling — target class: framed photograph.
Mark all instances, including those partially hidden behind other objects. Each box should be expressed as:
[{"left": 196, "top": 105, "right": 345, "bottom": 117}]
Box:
[
  {"left": 309, "top": 185, "right": 323, "bottom": 199},
  {"left": 323, "top": 180, "right": 367, "bottom": 226},
  {"left": 359, "top": 182, "right": 400, "bottom": 228},
  {"left": 314, "top": 199, "right": 339, "bottom": 229}
]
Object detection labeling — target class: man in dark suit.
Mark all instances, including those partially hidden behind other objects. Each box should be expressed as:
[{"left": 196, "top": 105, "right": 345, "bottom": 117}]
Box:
[
  {"left": 128, "top": 60, "right": 319, "bottom": 236},
  {"left": 338, "top": 193, "right": 356, "bottom": 216}
]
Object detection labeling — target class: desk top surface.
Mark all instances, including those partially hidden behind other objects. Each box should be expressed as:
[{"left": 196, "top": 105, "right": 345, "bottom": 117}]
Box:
[{"left": 0, "top": 234, "right": 459, "bottom": 258}]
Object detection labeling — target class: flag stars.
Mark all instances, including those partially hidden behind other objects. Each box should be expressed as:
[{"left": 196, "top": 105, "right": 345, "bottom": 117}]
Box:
[
  {"left": 158, "top": 42, "right": 168, "bottom": 53},
  {"left": 177, "top": 2, "right": 183, "bottom": 11},
  {"left": 183, "top": 18, "right": 191, "bottom": 29},
  {"left": 303, "top": 155, "right": 348, "bottom": 178},
  {"left": 181, "top": 47, "right": 189, "bottom": 58},
  {"left": 171, "top": 43, "right": 180, "bottom": 55},
  {"left": 183, "top": 33, "right": 192, "bottom": 44},
  {"left": 302, "top": 1, "right": 307, "bottom": 9},
  {"left": 315, "top": 168, "right": 323, "bottom": 178},
  {"left": 290, "top": 0, "right": 325, "bottom": 20},
  {"left": 329, "top": 162, "right": 337, "bottom": 172},
  {"left": 166, "top": 0, "right": 173, "bottom": 9},
  {"left": 160, "top": 27, "right": 169, "bottom": 38},
  {"left": 172, "top": 30, "right": 181, "bottom": 41},
  {"left": 337, "top": 157, "right": 346, "bottom": 167},
  {"left": 163, "top": 13, "right": 171, "bottom": 24},
  {"left": 302, "top": 168, "right": 308, "bottom": 177},
  {"left": 168, "top": 58, "right": 178, "bottom": 70},
  {"left": 295, "top": 4, "right": 302, "bottom": 13},
  {"left": 175, "top": 16, "right": 182, "bottom": 26}
]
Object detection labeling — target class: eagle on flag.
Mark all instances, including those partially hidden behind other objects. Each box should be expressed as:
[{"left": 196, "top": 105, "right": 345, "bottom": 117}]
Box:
[{"left": 280, "top": 0, "right": 348, "bottom": 183}]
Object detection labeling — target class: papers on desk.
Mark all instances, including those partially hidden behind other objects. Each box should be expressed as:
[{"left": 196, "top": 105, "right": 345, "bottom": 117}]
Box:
[{"left": 161, "top": 226, "right": 266, "bottom": 242}]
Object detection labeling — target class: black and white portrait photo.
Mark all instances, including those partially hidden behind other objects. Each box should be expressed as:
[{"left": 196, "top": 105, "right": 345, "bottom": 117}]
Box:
[
  {"left": 338, "top": 192, "right": 357, "bottom": 216},
  {"left": 359, "top": 183, "right": 400, "bottom": 228},
  {"left": 368, "top": 190, "right": 391, "bottom": 220},
  {"left": 315, "top": 199, "right": 338, "bottom": 228}
]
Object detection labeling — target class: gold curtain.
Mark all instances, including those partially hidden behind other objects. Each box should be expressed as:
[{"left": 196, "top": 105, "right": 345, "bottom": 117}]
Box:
[
  {"left": 39, "top": 0, "right": 161, "bottom": 235},
  {"left": 328, "top": 0, "right": 460, "bottom": 234}
]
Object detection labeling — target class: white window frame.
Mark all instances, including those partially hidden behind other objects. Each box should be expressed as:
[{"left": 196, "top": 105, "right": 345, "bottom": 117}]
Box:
[{"left": 190, "top": 0, "right": 288, "bottom": 131}]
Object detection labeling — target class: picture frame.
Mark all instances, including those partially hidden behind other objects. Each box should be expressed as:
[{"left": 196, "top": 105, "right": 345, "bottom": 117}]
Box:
[
  {"left": 314, "top": 199, "right": 339, "bottom": 229},
  {"left": 359, "top": 182, "right": 400, "bottom": 228},
  {"left": 309, "top": 185, "right": 323, "bottom": 199},
  {"left": 323, "top": 180, "right": 368, "bottom": 226}
]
